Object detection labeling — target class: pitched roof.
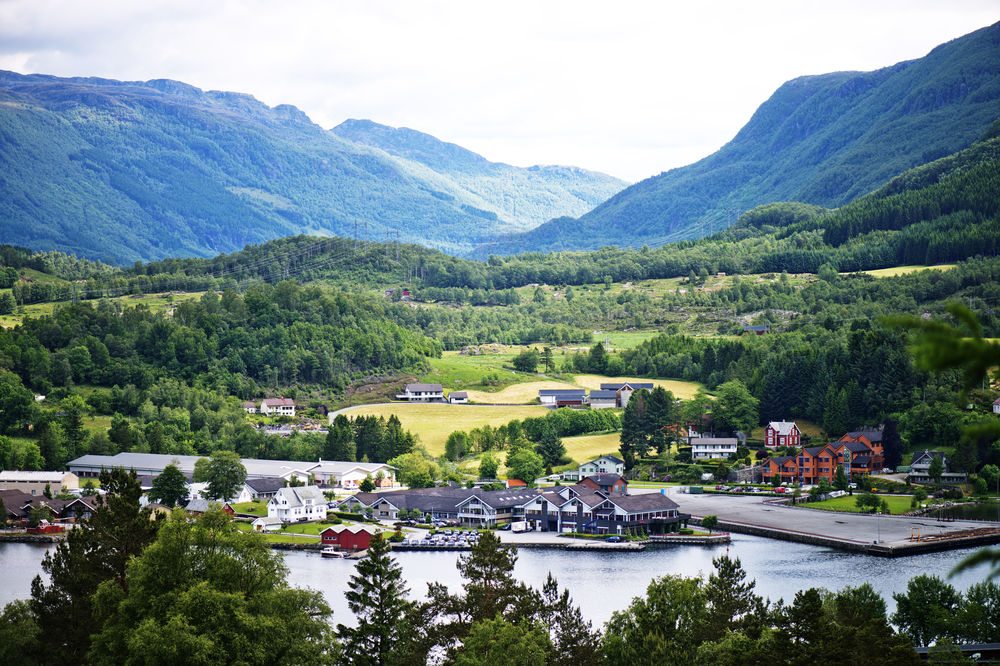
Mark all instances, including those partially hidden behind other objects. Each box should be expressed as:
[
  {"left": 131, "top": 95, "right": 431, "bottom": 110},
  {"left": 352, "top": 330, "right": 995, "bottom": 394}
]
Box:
[
  {"left": 607, "top": 493, "right": 679, "bottom": 512},
  {"left": 767, "top": 421, "right": 798, "bottom": 435},
  {"left": 842, "top": 440, "right": 874, "bottom": 453},
  {"left": 245, "top": 477, "right": 284, "bottom": 493},
  {"left": 600, "top": 382, "right": 654, "bottom": 390},
  {"left": 588, "top": 390, "right": 618, "bottom": 399},
  {"left": 538, "top": 389, "right": 587, "bottom": 396},
  {"left": 802, "top": 445, "right": 833, "bottom": 456},
  {"left": 0, "top": 470, "right": 75, "bottom": 482},
  {"left": 449, "top": 391, "right": 468, "bottom": 399},
  {"left": 691, "top": 437, "right": 739, "bottom": 446},
  {"left": 586, "top": 473, "right": 626, "bottom": 486},
  {"left": 404, "top": 383, "right": 443, "bottom": 392},
  {"left": 184, "top": 497, "right": 223, "bottom": 513},
  {"left": 321, "top": 524, "right": 378, "bottom": 536},
  {"left": 583, "top": 455, "right": 624, "bottom": 465},
  {"left": 262, "top": 398, "right": 295, "bottom": 407},
  {"left": 272, "top": 485, "right": 325, "bottom": 508}
]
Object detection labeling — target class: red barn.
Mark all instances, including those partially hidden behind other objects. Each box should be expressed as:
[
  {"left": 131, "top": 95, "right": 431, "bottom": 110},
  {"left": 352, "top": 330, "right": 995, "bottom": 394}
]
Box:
[{"left": 320, "top": 525, "right": 378, "bottom": 551}]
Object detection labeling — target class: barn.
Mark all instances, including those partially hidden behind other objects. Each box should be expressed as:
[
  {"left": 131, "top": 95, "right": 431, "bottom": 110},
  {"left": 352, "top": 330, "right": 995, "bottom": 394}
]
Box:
[{"left": 320, "top": 524, "right": 379, "bottom": 551}]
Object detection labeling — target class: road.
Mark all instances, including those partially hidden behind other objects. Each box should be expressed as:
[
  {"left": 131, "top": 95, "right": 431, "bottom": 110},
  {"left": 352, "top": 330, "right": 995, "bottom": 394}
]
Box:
[{"left": 637, "top": 489, "right": 997, "bottom": 549}]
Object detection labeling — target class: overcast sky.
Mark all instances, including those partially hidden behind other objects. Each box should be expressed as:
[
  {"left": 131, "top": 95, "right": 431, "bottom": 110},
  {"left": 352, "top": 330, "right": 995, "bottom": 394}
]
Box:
[{"left": 0, "top": 1, "right": 997, "bottom": 182}]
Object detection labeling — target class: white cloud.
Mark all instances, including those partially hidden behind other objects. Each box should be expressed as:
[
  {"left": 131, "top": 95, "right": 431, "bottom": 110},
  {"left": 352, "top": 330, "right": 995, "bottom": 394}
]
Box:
[{"left": 0, "top": 0, "right": 997, "bottom": 181}]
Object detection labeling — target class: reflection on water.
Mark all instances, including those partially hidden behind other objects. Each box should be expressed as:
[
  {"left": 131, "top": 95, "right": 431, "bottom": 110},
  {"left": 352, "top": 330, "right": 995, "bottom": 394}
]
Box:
[{"left": 2, "top": 533, "right": 991, "bottom": 627}]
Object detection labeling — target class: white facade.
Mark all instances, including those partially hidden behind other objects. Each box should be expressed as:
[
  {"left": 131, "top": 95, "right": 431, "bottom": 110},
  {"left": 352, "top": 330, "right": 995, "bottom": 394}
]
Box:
[
  {"left": 0, "top": 470, "right": 79, "bottom": 494},
  {"left": 260, "top": 398, "right": 296, "bottom": 416},
  {"left": 396, "top": 383, "right": 444, "bottom": 402},
  {"left": 267, "top": 486, "right": 327, "bottom": 522},
  {"left": 691, "top": 437, "right": 739, "bottom": 460},
  {"left": 578, "top": 456, "right": 625, "bottom": 477}
]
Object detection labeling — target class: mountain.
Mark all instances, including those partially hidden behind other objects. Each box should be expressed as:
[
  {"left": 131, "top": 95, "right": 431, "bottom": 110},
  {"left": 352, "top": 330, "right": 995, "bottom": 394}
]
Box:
[
  {"left": 330, "top": 119, "right": 625, "bottom": 232},
  {"left": 488, "top": 21, "right": 1000, "bottom": 256},
  {"left": 0, "top": 73, "right": 624, "bottom": 264}
]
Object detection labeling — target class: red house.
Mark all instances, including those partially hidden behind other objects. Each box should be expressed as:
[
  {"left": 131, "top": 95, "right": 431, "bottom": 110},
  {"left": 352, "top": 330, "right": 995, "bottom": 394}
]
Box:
[
  {"left": 765, "top": 421, "right": 800, "bottom": 448},
  {"left": 320, "top": 525, "right": 378, "bottom": 551},
  {"left": 797, "top": 445, "right": 839, "bottom": 484},
  {"left": 579, "top": 474, "right": 628, "bottom": 495}
]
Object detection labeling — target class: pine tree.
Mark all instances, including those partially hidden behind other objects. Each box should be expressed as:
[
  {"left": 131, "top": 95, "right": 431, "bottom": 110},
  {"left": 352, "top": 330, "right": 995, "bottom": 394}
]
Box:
[
  {"left": 536, "top": 425, "right": 566, "bottom": 467},
  {"left": 882, "top": 418, "right": 903, "bottom": 470},
  {"left": 324, "top": 414, "right": 356, "bottom": 461},
  {"left": 338, "top": 535, "right": 419, "bottom": 665}
]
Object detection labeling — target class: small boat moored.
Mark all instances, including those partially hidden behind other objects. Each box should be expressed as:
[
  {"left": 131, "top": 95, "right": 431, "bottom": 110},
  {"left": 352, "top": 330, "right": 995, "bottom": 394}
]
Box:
[{"left": 321, "top": 546, "right": 344, "bottom": 558}]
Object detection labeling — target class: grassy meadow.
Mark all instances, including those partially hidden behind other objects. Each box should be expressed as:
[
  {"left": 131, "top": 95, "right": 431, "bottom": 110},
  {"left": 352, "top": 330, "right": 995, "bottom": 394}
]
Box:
[
  {"left": 573, "top": 375, "right": 705, "bottom": 400},
  {"left": 338, "top": 403, "right": 550, "bottom": 457}
]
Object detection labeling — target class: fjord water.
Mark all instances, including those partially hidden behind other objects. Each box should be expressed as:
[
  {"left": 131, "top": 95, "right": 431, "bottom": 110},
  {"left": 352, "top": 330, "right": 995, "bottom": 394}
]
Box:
[{"left": 2, "top": 533, "right": 988, "bottom": 626}]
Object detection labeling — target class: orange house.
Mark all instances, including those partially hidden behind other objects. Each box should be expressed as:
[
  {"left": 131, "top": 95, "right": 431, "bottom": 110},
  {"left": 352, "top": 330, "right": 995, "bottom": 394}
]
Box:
[
  {"left": 797, "top": 445, "right": 839, "bottom": 484},
  {"left": 763, "top": 455, "right": 798, "bottom": 483}
]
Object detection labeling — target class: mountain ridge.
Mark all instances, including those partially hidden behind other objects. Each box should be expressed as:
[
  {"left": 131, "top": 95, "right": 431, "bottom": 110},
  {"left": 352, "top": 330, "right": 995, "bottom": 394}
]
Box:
[
  {"left": 486, "top": 21, "right": 1000, "bottom": 256},
  {"left": 0, "top": 71, "right": 624, "bottom": 264}
]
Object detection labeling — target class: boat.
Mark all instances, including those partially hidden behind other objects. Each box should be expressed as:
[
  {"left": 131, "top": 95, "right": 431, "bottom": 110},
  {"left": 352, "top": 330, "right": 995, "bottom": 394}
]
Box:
[{"left": 321, "top": 546, "right": 344, "bottom": 558}]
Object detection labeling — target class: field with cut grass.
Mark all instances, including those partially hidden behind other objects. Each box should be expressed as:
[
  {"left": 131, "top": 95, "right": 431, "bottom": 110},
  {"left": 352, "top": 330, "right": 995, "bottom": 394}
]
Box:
[
  {"left": 338, "top": 403, "right": 550, "bottom": 457},
  {"left": 561, "top": 432, "right": 621, "bottom": 465},
  {"left": 573, "top": 375, "right": 705, "bottom": 400},
  {"left": 465, "top": 380, "right": 575, "bottom": 404},
  {"left": 805, "top": 494, "right": 914, "bottom": 515},
  {"left": 849, "top": 264, "right": 956, "bottom": 278}
]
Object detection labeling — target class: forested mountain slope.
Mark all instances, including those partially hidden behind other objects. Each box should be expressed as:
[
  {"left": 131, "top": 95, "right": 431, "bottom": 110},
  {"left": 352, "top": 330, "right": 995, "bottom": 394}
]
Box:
[
  {"left": 490, "top": 21, "right": 1000, "bottom": 255},
  {"left": 0, "top": 72, "right": 623, "bottom": 264},
  {"left": 331, "top": 119, "right": 625, "bottom": 229}
]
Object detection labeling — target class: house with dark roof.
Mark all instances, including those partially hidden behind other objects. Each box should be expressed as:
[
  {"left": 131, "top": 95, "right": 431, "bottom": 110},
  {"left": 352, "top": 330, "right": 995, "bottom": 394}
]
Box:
[
  {"left": 244, "top": 477, "right": 284, "bottom": 500},
  {"left": 587, "top": 389, "right": 618, "bottom": 409},
  {"left": 521, "top": 484, "right": 688, "bottom": 535},
  {"left": 267, "top": 486, "right": 326, "bottom": 522},
  {"left": 538, "top": 389, "right": 586, "bottom": 406},
  {"left": 448, "top": 391, "right": 469, "bottom": 404},
  {"left": 761, "top": 455, "right": 798, "bottom": 483},
  {"left": 579, "top": 473, "right": 627, "bottom": 494},
  {"left": 600, "top": 382, "right": 655, "bottom": 408},
  {"left": 396, "top": 383, "right": 444, "bottom": 402},
  {"left": 742, "top": 325, "right": 769, "bottom": 335},
  {"left": 908, "top": 450, "right": 968, "bottom": 485},
  {"left": 579, "top": 455, "right": 625, "bottom": 477}
]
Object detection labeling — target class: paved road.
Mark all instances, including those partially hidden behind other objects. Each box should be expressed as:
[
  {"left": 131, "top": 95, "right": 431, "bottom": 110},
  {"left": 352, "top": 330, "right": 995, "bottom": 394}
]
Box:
[{"left": 636, "top": 489, "right": 995, "bottom": 547}]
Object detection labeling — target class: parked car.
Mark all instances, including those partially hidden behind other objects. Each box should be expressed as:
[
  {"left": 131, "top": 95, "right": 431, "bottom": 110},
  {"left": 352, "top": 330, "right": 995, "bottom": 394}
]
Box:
[{"left": 606, "top": 535, "right": 622, "bottom": 543}]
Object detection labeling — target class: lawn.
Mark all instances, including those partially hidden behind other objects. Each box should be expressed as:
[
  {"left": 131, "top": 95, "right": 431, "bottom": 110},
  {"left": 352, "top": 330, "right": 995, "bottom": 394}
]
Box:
[
  {"left": 572, "top": 375, "right": 705, "bottom": 400},
  {"left": 338, "top": 403, "right": 551, "bottom": 457},
  {"left": 806, "top": 494, "right": 914, "bottom": 515},
  {"left": 561, "top": 432, "right": 622, "bottom": 465},
  {"left": 231, "top": 501, "right": 268, "bottom": 516},
  {"left": 748, "top": 419, "right": 824, "bottom": 440}
]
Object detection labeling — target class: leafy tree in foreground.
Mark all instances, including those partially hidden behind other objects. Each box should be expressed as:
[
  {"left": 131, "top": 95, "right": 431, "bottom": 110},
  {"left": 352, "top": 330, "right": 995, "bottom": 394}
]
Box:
[
  {"left": 891, "top": 574, "right": 960, "bottom": 646},
  {"left": 455, "top": 617, "right": 551, "bottom": 666},
  {"left": 337, "top": 534, "right": 420, "bottom": 665},
  {"left": 88, "top": 508, "right": 338, "bottom": 665},
  {"left": 28, "top": 468, "right": 159, "bottom": 662},
  {"left": 202, "top": 449, "right": 247, "bottom": 501},
  {"left": 148, "top": 463, "right": 190, "bottom": 508}
]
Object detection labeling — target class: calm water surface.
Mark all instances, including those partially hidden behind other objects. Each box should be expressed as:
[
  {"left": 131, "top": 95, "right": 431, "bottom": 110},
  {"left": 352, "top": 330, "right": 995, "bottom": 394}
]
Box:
[{"left": 1, "top": 535, "right": 990, "bottom": 627}]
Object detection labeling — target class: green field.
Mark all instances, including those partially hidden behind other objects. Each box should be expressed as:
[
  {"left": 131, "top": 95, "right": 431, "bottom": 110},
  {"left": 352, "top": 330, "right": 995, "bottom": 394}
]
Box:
[
  {"left": 231, "top": 501, "right": 268, "bottom": 516},
  {"left": 806, "top": 494, "right": 914, "bottom": 515},
  {"left": 0, "top": 290, "right": 206, "bottom": 328},
  {"left": 339, "top": 403, "right": 551, "bottom": 457},
  {"left": 561, "top": 432, "right": 621, "bottom": 465}
]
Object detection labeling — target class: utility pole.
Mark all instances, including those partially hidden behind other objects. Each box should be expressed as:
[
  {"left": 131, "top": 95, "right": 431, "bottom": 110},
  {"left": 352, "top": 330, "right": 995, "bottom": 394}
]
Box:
[{"left": 395, "top": 229, "right": 400, "bottom": 261}]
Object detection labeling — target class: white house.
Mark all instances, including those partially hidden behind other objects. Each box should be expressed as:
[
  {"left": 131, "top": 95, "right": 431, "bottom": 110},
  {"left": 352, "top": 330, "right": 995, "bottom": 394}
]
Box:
[
  {"left": 251, "top": 516, "right": 283, "bottom": 532},
  {"left": 993, "top": 398, "right": 1000, "bottom": 415},
  {"left": 309, "top": 461, "right": 396, "bottom": 488},
  {"left": 449, "top": 391, "right": 469, "bottom": 404},
  {"left": 260, "top": 398, "right": 296, "bottom": 417},
  {"left": 691, "top": 436, "right": 739, "bottom": 460},
  {"left": 243, "top": 401, "right": 258, "bottom": 414},
  {"left": 187, "top": 481, "right": 252, "bottom": 504},
  {"left": 579, "top": 456, "right": 625, "bottom": 477},
  {"left": 908, "top": 450, "right": 968, "bottom": 485},
  {"left": 267, "top": 486, "right": 327, "bottom": 523},
  {"left": 396, "top": 383, "right": 444, "bottom": 402}
]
